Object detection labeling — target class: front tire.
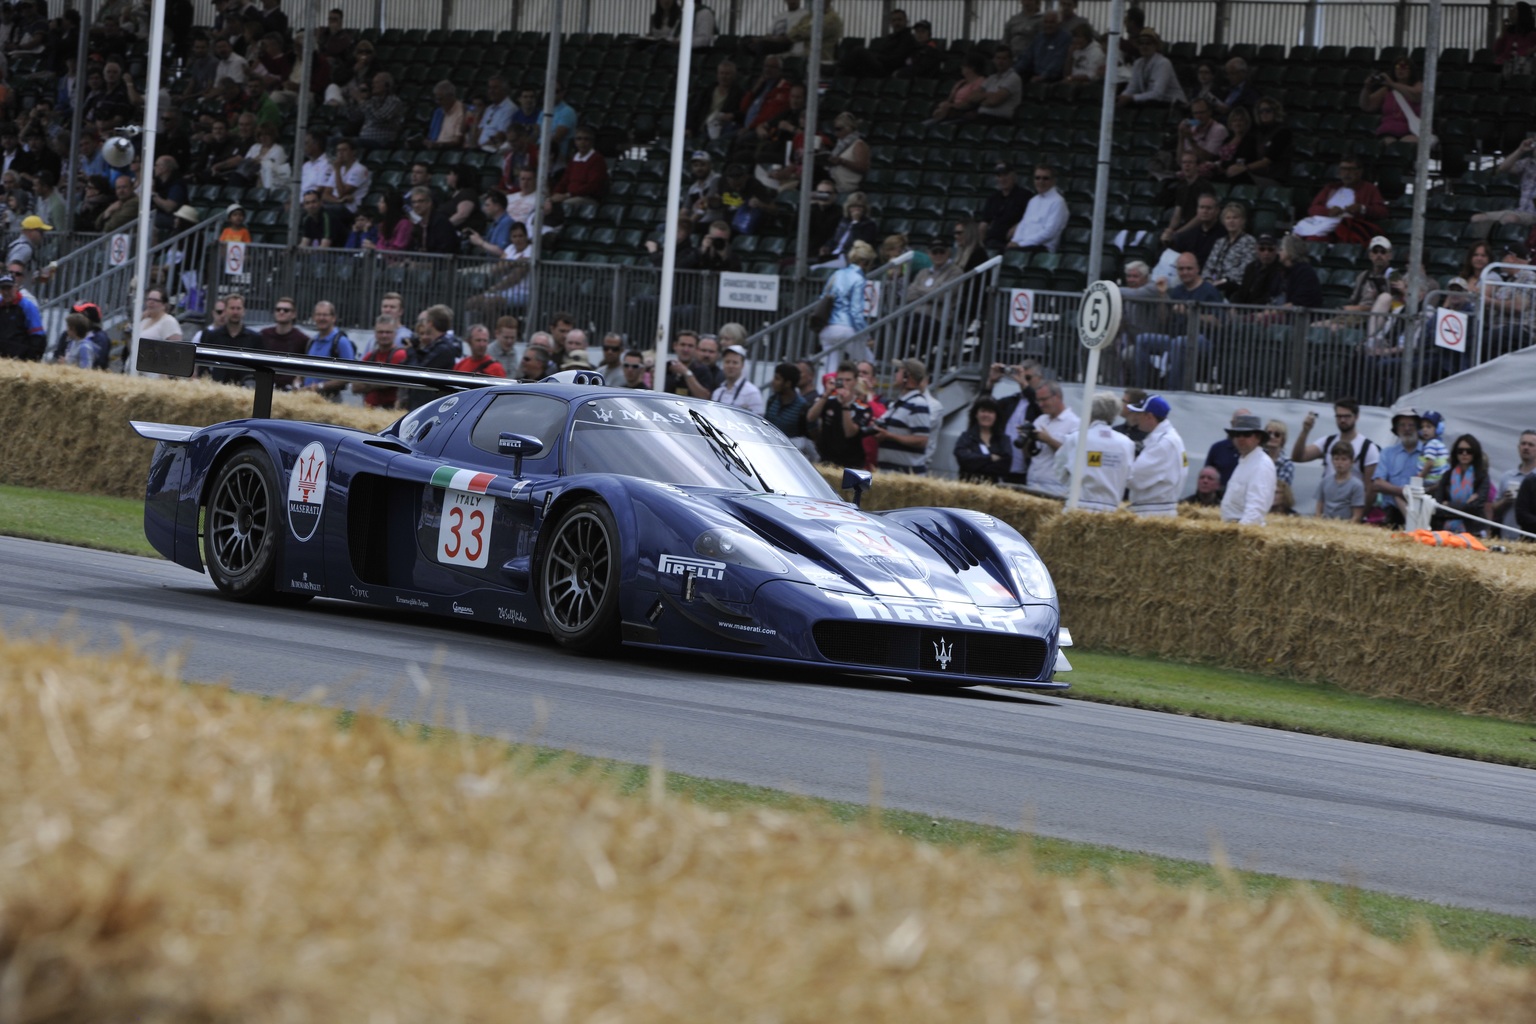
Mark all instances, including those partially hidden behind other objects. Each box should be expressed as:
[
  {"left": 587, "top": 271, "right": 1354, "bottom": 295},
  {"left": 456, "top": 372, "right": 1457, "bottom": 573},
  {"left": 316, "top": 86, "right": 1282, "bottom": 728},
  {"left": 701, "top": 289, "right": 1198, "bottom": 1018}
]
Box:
[
  {"left": 538, "top": 501, "right": 622, "bottom": 652},
  {"left": 204, "top": 447, "right": 284, "bottom": 601}
]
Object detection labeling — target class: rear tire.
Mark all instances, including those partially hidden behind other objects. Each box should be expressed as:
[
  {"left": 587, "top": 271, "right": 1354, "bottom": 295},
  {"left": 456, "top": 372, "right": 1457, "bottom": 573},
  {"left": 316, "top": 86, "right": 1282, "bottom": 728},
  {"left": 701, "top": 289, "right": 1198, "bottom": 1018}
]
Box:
[
  {"left": 537, "top": 501, "right": 622, "bottom": 653},
  {"left": 204, "top": 447, "right": 286, "bottom": 602}
]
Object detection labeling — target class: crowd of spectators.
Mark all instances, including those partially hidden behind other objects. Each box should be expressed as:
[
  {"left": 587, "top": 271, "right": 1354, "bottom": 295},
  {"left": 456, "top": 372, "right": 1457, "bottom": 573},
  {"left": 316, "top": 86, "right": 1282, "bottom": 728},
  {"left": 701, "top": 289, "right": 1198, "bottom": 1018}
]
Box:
[{"left": 1, "top": 1, "right": 1533, "bottom": 526}]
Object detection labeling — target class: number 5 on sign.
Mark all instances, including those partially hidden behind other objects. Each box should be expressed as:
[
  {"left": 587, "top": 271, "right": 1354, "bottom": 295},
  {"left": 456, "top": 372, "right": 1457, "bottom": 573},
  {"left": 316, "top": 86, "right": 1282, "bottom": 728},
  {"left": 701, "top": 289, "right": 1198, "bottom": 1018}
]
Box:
[
  {"left": 438, "top": 489, "right": 493, "bottom": 568},
  {"left": 1077, "top": 280, "right": 1123, "bottom": 351}
]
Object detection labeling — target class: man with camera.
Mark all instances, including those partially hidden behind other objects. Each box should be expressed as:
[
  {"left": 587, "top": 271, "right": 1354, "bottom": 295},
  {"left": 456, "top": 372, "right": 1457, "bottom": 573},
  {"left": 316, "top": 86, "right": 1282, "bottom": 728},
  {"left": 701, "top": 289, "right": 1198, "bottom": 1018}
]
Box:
[
  {"left": 695, "top": 220, "right": 742, "bottom": 273},
  {"left": 807, "top": 361, "right": 873, "bottom": 469},
  {"left": 1004, "top": 377, "right": 1078, "bottom": 496}
]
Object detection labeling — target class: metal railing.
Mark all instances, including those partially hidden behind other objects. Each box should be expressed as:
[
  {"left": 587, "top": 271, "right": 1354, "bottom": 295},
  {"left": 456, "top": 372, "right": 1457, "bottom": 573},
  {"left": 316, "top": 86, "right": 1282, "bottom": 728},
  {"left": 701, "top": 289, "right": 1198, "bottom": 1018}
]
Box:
[
  {"left": 977, "top": 288, "right": 1467, "bottom": 407},
  {"left": 1474, "top": 263, "right": 1536, "bottom": 366},
  {"left": 146, "top": 242, "right": 1526, "bottom": 408},
  {"left": 20, "top": 230, "right": 120, "bottom": 308},
  {"left": 218, "top": 244, "right": 822, "bottom": 343},
  {"left": 38, "top": 216, "right": 224, "bottom": 324}
]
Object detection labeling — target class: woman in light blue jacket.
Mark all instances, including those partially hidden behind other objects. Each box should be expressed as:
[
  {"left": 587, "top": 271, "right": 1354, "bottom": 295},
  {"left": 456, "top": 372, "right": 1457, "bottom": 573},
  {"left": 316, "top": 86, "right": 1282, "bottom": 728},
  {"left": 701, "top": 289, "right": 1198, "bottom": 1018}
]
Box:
[{"left": 818, "top": 239, "right": 875, "bottom": 373}]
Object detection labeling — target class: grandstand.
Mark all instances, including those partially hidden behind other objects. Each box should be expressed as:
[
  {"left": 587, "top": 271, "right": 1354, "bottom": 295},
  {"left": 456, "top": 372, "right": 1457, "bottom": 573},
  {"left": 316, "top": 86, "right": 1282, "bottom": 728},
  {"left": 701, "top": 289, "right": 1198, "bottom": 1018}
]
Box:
[{"left": 6, "top": 0, "right": 1533, "bottom": 409}]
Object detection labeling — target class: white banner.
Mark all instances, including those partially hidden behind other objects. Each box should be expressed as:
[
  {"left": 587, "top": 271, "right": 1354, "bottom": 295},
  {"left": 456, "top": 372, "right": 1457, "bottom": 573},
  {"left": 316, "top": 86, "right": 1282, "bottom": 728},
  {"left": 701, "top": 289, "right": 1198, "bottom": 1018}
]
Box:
[
  {"left": 718, "top": 272, "right": 779, "bottom": 312},
  {"left": 1434, "top": 307, "right": 1468, "bottom": 352},
  {"left": 109, "top": 233, "right": 131, "bottom": 267}
]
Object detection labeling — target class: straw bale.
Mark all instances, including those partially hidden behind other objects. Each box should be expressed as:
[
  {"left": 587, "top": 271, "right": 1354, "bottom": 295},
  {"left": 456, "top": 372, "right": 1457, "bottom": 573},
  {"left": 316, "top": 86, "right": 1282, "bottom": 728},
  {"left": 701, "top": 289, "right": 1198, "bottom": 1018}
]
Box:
[
  {"left": 3, "top": 630, "right": 1533, "bottom": 1023},
  {"left": 818, "top": 469, "right": 1536, "bottom": 720},
  {"left": 3, "top": 363, "right": 1532, "bottom": 718},
  {"left": 0, "top": 362, "right": 396, "bottom": 499}
]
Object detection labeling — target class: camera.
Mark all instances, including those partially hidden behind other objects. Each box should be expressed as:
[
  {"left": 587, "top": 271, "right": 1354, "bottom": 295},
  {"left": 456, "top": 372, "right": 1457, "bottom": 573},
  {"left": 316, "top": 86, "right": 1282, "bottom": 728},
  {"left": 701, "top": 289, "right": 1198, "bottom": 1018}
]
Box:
[
  {"left": 1013, "top": 422, "right": 1040, "bottom": 454},
  {"left": 1370, "top": 73, "right": 1387, "bottom": 86}
]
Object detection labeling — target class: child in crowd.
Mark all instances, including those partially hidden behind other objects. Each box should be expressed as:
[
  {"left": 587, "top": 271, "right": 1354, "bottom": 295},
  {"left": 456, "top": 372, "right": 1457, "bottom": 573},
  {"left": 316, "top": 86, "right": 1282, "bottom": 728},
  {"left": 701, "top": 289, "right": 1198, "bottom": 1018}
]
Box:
[
  {"left": 1317, "top": 440, "right": 1367, "bottom": 522},
  {"left": 346, "top": 209, "right": 378, "bottom": 249},
  {"left": 1417, "top": 409, "right": 1449, "bottom": 488},
  {"left": 218, "top": 203, "right": 252, "bottom": 244},
  {"left": 61, "top": 312, "right": 102, "bottom": 369}
]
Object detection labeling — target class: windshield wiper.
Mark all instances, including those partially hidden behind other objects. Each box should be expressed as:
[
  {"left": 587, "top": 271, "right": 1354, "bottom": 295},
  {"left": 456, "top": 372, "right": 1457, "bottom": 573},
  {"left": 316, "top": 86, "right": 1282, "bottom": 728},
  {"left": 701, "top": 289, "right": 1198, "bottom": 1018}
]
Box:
[{"left": 689, "top": 409, "right": 775, "bottom": 493}]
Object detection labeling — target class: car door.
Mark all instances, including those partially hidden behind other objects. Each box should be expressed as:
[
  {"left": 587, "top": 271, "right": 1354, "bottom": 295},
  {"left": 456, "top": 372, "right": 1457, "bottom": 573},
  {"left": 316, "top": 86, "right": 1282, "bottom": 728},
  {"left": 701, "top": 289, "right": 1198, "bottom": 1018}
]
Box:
[{"left": 398, "top": 391, "right": 570, "bottom": 605}]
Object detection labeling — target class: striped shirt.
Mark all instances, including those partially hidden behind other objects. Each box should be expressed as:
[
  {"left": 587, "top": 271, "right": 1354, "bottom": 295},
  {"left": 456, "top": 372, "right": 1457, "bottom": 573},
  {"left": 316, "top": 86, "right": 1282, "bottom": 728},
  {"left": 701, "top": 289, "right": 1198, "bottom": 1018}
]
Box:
[{"left": 876, "top": 388, "right": 933, "bottom": 473}]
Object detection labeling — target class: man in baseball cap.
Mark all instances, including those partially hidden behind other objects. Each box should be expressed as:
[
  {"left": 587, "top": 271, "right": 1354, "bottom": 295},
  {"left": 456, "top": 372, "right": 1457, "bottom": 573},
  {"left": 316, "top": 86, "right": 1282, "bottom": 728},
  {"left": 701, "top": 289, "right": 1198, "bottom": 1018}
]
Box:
[
  {"left": 1125, "top": 395, "right": 1187, "bottom": 516},
  {"left": 1220, "top": 413, "right": 1276, "bottom": 525},
  {"left": 6, "top": 215, "right": 54, "bottom": 284}
]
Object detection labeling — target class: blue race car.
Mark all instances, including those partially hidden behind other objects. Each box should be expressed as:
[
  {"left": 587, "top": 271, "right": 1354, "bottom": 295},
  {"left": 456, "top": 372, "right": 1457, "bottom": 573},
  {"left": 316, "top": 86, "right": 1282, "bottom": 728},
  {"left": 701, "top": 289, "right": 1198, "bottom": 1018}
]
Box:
[{"left": 131, "top": 347, "right": 1070, "bottom": 689}]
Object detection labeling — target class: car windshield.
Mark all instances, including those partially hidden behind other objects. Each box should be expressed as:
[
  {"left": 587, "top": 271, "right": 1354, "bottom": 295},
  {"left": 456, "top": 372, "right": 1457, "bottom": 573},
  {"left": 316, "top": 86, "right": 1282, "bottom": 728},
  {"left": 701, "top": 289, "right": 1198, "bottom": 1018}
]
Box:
[{"left": 567, "top": 395, "right": 838, "bottom": 499}]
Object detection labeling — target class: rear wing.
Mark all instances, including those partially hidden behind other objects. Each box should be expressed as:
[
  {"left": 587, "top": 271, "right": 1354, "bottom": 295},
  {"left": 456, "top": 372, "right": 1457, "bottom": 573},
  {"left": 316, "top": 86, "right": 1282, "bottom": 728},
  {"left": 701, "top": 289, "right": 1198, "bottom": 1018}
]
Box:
[{"left": 136, "top": 338, "right": 601, "bottom": 418}]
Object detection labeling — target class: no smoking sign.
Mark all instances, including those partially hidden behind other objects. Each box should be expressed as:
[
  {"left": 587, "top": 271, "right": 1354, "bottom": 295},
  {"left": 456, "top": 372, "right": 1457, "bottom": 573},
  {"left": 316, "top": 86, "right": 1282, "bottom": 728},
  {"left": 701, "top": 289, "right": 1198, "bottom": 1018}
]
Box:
[
  {"left": 1008, "top": 288, "right": 1035, "bottom": 329},
  {"left": 1434, "top": 308, "right": 1467, "bottom": 352}
]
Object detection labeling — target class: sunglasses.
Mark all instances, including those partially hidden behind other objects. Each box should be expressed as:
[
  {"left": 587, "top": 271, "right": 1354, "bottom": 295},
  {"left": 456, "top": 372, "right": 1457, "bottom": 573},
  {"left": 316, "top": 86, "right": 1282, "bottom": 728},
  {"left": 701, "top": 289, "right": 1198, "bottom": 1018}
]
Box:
[
  {"left": 1267, "top": 430, "right": 1284, "bottom": 438},
  {"left": 623, "top": 362, "right": 643, "bottom": 370},
  {"left": 1370, "top": 246, "right": 1390, "bottom": 253},
  {"left": 1454, "top": 448, "right": 1473, "bottom": 454},
  {"left": 275, "top": 306, "right": 294, "bottom": 313},
  {"left": 602, "top": 344, "right": 621, "bottom": 351}
]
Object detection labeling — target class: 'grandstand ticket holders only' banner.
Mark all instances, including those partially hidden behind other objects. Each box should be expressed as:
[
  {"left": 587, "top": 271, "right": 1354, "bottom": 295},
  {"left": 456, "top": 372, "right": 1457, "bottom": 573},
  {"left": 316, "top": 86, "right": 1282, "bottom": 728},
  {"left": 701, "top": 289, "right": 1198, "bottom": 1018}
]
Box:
[
  {"left": 1008, "top": 289, "right": 1036, "bottom": 329},
  {"left": 717, "top": 273, "right": 780, "bottom": 313},
  {"left": 1434, "top": 307, "right": 1468, "bottom": 353}
]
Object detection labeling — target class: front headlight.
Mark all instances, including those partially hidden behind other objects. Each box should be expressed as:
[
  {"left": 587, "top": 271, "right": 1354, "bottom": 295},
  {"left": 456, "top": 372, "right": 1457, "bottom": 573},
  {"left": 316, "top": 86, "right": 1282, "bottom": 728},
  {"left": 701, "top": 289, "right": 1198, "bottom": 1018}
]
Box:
[
  {"left": 695, "top": 528, "right": 790, "bottom": 573},
  {"left": 1011, "top": 553, "right": 1056, "bottom": 602}
]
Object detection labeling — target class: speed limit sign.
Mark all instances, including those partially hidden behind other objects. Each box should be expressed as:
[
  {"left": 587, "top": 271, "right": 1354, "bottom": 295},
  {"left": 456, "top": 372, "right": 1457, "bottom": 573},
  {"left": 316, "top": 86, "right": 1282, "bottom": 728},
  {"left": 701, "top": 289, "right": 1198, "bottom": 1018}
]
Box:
[{"left": 1077, "top": 280, "right": 1123, "bottom": 351}]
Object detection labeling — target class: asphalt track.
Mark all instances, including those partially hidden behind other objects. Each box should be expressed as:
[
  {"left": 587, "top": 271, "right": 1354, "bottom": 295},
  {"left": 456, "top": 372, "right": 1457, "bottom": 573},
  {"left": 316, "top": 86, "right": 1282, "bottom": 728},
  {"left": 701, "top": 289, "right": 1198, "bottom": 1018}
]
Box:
[{"left": 3, "top": 535, "right": 1532, "bottom": 917}]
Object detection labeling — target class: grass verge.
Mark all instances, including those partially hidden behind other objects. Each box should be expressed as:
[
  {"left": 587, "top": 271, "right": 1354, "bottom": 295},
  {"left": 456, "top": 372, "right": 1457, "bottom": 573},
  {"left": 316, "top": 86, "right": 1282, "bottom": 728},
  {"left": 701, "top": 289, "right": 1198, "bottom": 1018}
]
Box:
[
  {"left": 0, "top": 484, "right": 159, "bottom": 558},
  {"left": 1063, "top": 650, "right": 1536, "bottom": 768}
]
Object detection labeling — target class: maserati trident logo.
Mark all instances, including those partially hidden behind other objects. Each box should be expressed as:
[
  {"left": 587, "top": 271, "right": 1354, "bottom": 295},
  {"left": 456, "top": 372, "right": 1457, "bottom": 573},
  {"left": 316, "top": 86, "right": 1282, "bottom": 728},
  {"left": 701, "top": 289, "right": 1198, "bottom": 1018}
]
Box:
[
  {"left": 287, "top": 441, "right": 329, "bottom": 542},
  {"left": 933, "top": 637, "right": 953, "bottom": 671},
  {"left": 594, "top": 406, "right": 613, "bottom": 422},
  {"left": 295, "top": 449, "right": 324, "bottom": 502}
]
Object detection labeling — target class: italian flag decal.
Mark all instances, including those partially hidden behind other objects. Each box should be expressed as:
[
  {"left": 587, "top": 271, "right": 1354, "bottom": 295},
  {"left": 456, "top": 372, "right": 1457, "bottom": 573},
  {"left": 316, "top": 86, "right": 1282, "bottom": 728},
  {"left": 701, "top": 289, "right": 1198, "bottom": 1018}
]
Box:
[{"left": 431, "top": 466, "right": 496, "bottom": 493}]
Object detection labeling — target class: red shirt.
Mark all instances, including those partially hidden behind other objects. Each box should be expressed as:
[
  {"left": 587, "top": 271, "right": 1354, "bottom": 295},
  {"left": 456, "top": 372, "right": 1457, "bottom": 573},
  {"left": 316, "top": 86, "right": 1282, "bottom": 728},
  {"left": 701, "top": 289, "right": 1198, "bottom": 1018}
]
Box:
[
  {"left": 454, "top": 354, "right": 508, "bottom": 377},
  {"left": 363, "top": 346, "right": 407, "bottom": 407},
  {"left": 555, "top": 149, "right": 608, "bottom": 200}
]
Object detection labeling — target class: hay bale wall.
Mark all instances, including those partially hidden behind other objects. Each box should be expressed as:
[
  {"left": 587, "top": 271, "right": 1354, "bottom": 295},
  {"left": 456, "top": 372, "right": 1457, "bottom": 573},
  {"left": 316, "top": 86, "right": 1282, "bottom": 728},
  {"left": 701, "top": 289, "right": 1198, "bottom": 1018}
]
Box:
[
  {"left": 3, "top": 631, "right": 1532, "bottom": 1022},
  {"left": 0, "top": 362, "right": 394, "bottom": 499},
  {"left": 3, "top": 364, "right": 1532, "bottom": 719},
  {"left": 823, "top": 468, "right": 1536, "bottom": 720}
]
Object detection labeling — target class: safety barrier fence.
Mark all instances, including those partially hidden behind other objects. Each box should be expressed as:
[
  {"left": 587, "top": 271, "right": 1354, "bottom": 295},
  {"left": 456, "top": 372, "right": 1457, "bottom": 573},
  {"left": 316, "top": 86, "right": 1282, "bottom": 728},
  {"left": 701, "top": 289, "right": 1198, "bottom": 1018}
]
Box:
[
  {"left": 52, "top": 234, "right": 1528, "bottom": 407},
  {"left": 36, "top": 217, "right": 225, "bottom": 339},
  {"left": 223, "top": 0, "right": 1504, "bottom": 53}
]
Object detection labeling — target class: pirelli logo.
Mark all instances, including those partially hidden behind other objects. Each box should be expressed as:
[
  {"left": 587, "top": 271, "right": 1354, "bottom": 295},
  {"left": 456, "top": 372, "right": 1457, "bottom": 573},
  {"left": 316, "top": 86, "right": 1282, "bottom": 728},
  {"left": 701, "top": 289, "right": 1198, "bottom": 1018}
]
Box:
[{"left": 658, "top": 554, "right": 726, "bottom": 580}]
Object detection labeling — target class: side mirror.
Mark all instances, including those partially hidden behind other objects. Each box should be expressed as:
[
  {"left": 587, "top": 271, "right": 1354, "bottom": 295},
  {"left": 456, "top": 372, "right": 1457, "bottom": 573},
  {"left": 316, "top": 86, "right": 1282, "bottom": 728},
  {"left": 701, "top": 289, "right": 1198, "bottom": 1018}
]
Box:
[
  {"left": 841, "top": 468, "right": 873, "bottom": 506},
  {"left": 497, "top": 432, "right": 542, "bottom": 478}
]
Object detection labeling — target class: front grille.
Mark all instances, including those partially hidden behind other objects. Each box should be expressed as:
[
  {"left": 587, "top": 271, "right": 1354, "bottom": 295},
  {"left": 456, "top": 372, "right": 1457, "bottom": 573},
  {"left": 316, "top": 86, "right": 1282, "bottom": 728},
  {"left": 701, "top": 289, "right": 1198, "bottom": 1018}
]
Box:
[{"left": 812, "top": 622, "right": 1049, "bottom": 680}]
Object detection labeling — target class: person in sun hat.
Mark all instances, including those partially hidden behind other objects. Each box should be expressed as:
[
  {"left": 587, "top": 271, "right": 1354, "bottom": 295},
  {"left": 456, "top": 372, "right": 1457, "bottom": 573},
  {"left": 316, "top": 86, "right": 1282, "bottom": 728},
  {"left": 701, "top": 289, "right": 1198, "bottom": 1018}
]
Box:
[
  {"left": 219, "top": 202, "right": 252, "bottom": 243},
  {"left": 1219, "top": 413, "right": 1276, "bottom": 525},
  {"left": 1370, "top": 406, "right": 1424, "bottom": 527},
  {"left": 1125, "top": 394, "right": 1187, "bottom": 517}
]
